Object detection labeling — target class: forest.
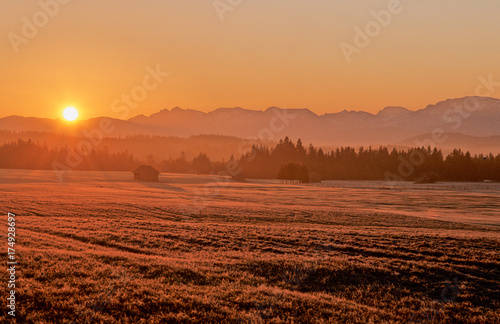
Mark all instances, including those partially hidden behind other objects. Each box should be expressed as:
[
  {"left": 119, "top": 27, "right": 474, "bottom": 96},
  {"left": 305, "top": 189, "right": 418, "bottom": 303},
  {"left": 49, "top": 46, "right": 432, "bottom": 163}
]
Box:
[{"left": 0, "top": 137, "right": 499, "bottom": 182}]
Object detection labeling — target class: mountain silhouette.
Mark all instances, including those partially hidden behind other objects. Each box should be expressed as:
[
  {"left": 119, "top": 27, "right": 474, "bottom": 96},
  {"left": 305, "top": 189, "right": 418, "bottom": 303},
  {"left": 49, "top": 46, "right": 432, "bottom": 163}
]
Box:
[{"left": 1, "top": 96, "right": 499, "bottom": 149}]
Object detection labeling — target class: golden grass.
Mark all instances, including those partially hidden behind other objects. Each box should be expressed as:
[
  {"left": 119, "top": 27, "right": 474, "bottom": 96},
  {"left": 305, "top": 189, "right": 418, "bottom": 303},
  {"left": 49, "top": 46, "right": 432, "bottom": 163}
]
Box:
[{"left": 0, "top": 171, "right": 499, "bottom": 323}]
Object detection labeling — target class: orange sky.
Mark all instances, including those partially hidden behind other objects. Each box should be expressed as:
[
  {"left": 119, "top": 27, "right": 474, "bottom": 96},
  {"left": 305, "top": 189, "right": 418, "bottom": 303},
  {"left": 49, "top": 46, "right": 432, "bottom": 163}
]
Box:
[{"left": 1, "top": 0, "right": 500, "bottom": 120}]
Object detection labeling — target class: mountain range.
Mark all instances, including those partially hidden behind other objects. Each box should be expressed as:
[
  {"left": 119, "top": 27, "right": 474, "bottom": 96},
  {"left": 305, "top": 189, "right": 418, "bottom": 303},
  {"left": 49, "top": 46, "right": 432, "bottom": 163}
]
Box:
[{"left": 1, "top": 96, "right": 499, "bottom": 152}]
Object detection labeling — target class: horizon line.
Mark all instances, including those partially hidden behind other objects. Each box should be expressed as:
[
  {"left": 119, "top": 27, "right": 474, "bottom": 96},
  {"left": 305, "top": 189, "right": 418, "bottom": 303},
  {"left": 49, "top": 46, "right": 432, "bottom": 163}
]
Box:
[{"left": 1, "top": 95, "right": 498, "bottom": 120}]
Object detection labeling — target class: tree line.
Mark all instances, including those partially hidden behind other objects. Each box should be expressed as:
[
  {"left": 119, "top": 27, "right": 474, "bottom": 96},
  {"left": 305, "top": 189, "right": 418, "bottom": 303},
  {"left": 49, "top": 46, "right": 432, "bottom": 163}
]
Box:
[
  {"left": 0, "top": 138, "right": 499, "bottom": 182},
  {"left": 0, "top": 139, "right": 139, "bottom": 171},
  {"left": 235, "top": 137, "right": 499, "bottom": 182}
]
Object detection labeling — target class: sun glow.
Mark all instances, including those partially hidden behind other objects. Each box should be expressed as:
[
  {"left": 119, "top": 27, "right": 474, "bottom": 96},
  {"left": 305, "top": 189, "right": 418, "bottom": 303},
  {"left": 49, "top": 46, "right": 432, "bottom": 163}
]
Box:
[{"left": 63, "top": 107, "right": 79, "bottom": 121}]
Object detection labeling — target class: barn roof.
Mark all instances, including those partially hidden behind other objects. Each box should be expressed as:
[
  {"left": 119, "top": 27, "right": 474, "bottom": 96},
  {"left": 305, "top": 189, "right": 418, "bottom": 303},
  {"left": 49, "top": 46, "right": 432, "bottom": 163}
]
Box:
[{"left": 132, "top": 165, "right": 160, "bottom": 174}]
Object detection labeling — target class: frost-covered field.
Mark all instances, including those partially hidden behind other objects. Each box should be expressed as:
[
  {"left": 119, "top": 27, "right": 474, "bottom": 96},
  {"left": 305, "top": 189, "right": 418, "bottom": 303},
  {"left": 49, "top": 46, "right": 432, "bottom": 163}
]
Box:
[{"left": 0, "top": 170, "right": 499, "bottom": 323}]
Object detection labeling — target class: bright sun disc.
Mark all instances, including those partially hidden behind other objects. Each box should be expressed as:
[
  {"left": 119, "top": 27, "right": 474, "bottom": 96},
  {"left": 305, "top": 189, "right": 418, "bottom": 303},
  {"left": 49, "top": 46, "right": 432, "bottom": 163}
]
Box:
[{"left": 63, "top": 107, "right": 78, "bottom": 121}]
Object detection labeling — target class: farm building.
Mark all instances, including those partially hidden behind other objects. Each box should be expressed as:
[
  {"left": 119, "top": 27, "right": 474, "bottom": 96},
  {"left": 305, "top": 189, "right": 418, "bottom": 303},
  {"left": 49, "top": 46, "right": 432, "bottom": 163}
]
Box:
[{"left": 133, "top": 166, "right": 160, "bottom": 182}]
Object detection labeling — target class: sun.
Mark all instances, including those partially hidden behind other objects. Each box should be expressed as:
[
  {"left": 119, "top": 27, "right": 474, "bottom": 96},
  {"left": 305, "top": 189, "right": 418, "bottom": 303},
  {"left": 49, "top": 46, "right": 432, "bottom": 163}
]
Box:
[{"left": 63, "top": 107, "right": 79, "bottom": 121}]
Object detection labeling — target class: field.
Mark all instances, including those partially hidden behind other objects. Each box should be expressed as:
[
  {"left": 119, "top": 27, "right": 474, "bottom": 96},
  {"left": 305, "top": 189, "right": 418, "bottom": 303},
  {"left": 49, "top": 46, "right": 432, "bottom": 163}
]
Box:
[{"left": 1, "top": 170, "right": 499, "bottom": 323}]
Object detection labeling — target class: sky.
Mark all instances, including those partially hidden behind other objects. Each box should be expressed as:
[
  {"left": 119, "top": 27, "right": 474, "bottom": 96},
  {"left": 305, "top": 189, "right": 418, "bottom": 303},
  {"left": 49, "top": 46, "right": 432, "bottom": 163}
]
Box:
[{"left": 1, "top": 0, "right": 500, "bottom": 120}]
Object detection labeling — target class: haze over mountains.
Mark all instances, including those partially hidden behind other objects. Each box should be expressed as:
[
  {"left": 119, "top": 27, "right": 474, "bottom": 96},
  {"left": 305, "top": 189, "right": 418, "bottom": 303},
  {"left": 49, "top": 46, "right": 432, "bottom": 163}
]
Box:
[{"left": 1, "top": 96, "right": 499, "bottom": 154}]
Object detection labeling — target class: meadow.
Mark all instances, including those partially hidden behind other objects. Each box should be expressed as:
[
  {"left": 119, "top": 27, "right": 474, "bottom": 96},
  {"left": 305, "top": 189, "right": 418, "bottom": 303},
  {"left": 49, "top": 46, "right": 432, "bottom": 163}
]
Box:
[{"left": 0, "top": 169, "right": 499, "bottom": 323}]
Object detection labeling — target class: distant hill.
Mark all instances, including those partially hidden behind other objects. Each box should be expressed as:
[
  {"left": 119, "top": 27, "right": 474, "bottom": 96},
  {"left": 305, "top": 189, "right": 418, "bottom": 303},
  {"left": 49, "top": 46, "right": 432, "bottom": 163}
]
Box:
[
  {"left": 398, "top": 133, "right": 500, "bottom": 155},
  {"left": 1, "top": 96, "right": 500, "bottom": 151},
  {"left": 0, "top": 132, "right": 261, "bottom": 162}
]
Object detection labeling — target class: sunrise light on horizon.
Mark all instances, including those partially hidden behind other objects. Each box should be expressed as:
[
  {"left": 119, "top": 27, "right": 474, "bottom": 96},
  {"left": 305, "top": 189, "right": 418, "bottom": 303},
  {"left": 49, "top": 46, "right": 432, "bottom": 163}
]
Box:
[
  {"left": 2, "top": 0, "right": 500, "bottom": 119},
  {"left": 2, "top": 2, "right": 500, "bottom": 323},
  {"left": 62, "top": 106, "right": 78, "bottom": 121}
]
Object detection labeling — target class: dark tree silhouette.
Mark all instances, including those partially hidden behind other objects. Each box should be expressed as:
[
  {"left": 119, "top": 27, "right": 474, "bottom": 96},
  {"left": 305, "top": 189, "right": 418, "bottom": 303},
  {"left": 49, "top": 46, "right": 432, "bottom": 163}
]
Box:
[
  {"left": 238, "top": 138, "right": 500, "bottom": 182},
  {"left": 191, "top": 153, "right": 212, "bottom": 174},
  {"left": 277, "top": 163, "right": 309, "bottom": 183},
  {"left": 1, "top": 138, "right": 499, "bottom": 182}
]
